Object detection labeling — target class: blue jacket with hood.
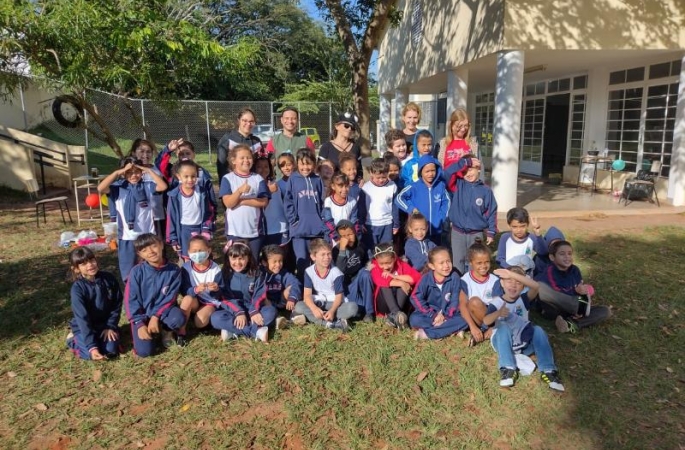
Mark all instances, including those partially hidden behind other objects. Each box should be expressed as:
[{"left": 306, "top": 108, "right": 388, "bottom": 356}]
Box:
[
  {"left": 400, "top": 130, "right": 436, "bottom": 187},
  {"left": 283, "top": 171, "right": 326, "bottom": 238},
  {"left": 396, "top": 155, "right": 450, "bottom": 239},
  {"left": 444, "top": 157, "right": 498, "bottom": 238}
]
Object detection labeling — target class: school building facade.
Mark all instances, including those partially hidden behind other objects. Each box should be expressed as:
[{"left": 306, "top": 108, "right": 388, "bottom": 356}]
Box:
[{"left": 376, "top": 0, "right": 685, "bottom": 210}]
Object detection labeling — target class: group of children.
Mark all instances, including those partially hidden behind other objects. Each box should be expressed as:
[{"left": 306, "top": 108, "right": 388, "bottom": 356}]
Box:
[{"left": 68, "top": 110, "right": 611, "bottom": 393}]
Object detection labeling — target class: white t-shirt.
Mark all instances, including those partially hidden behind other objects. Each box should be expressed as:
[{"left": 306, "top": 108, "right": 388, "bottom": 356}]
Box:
[
  {"left": 113, "top": 189, "right": 155, "bottom": 241},
  {"left": 304, "top": 265, "right": 345, "bottom": 303},
  {"left": 362, "top": 180, "right": 396, "bottom": 226},
  {"left": 461, "top": 272, "right": 500, "bottom": 305},
  {"left": 219, "top": 172, "right": 269, "bottom": 238},
  {"left": 180, "top": 187, "right": 202, "bottom": 226}
]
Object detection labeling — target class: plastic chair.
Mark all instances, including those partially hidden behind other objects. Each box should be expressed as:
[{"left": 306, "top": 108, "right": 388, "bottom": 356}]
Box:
[
  {"left": 620, "top": 160, "right": 661, "bottom": 207},
  {"left": 24, "top": 179, "right": 73, "bottom": 226}
]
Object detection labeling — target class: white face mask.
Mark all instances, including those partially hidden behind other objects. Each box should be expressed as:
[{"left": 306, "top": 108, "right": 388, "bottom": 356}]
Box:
[{"left": 189, "top": 251, "right": 209, "bottom": 264}]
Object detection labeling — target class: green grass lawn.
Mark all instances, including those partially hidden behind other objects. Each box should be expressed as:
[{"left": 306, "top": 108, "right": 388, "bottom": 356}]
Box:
[{"left": 0, "top": 188, "right": 683, "bottom": 449}]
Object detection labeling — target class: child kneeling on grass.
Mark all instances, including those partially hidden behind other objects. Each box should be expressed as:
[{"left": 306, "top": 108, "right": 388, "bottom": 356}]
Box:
[
  {"left": 125, "top": 233, "right": 187, "bottom": 357},
  {"left": 292, "top": 239, "right": 358, "bottom": 332},
  {"left": 482, "top": 267, "right": 564, "bottom": 391},
  {"left": 67, "top": 247, "right": 122, "bottom": 360},
  {"left": 410, "top": 247, "right": 469, "bottom": 340}
]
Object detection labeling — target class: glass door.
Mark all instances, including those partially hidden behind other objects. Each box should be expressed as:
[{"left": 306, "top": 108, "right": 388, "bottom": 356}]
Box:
[{"left": 519, "top": 98, "right": 545, "bottom": 176}]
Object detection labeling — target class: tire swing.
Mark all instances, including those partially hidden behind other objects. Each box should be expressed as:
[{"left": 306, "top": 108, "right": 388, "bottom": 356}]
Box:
[{"left": 52, "top": 95, "right": 84, "bottom": 128}]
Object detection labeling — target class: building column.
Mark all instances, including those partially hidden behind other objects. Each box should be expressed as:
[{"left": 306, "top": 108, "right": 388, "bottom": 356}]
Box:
[
  {"left": 394, "top": 88, "right": 409, "bottom": 129},
  {"left": 447, "top": 68, "right": 468, "bottom": 115},
  {"left": 668, "top": 55, "right": 685, "bottom": 206},
  {"left": 380, "top": 94, "right": 392, "bottom": 141},
  {"left": 492, "top": 50, "right": 525, "bottom": 212}
]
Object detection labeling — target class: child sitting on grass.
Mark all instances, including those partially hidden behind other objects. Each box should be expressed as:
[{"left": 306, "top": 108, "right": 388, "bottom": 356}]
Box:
[
  {"left": 292, "top": 239, "right": 358, "bottom": 332},
  {"left": 332, "top": 220, "right": 374, "bottom": 322},
  {"left": 211, "top": 241, "right": 272, "bottom": 342},
  {"left": 403, "top": 212, "right": 437, "bottom": 272},
  {"left": 496, "top": 207, "right": 546, "bottom": 270},
  {"left": 178, "top": 235, "right": 223, "bottom": 340},
  {"left": 410, "top": 247, "right": 469, "bottom": 340},
  {"left": 370, "top": 241, "right": 421, "bottom": 329},
  {"left": 252, "top": 245, "right": 302, "bottom": 329},
  {"left": 125, "top": 233, "right": 186, "bottom": 357},
  {"left": 483, "top": 267, "right": 565, "bottom": 392},
  {"left": 535, "top": 240, "right": 612, "bottom": 333},
  {"left": 66, "top": 247, "right": 122, "bottom": 360}
]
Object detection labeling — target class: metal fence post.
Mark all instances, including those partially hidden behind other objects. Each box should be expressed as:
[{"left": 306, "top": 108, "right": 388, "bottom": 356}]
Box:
[
  {"left": 329, "top": 102, "right": 333, "bottom": 138},
  {"left": 83, "top": 90, "right": 89, "bottom": 152},
  {"left": 141, "top": 100, "right": 146, "bottom": 139},
  {"left": 205, "top": 101, "right": 212, "bottom": 161},
  {"left": 19, "top": 84, "right": 28, "bottom": 131}
]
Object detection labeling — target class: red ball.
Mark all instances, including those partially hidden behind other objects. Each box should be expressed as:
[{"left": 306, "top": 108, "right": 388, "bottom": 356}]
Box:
[{"left": 85, "top": 193, "right": 100, "bottom": 208}]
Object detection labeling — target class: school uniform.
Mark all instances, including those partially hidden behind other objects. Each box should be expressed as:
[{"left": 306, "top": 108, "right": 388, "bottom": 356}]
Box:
[
  {"left": 409, "top": 271, "right": 469, "bottom": 339},
  {"left": 283, "top": 172, "right": 326, "bottom": 277},
  {"left": 180, "top": 260, "right": 224, "bottom": 306},
  {"left": 263, "top": 179, "right": 289, "bottom": 246},
  {"left": 444, "top": 158, "right": 498, "bottom": 274},
  {"left": 488, "top": 294, "right": 557, "bottom": 373},
  {"left": 68, "top": 271, "right": 122, "bottom": 360},
  {"left": 460, "top": 272, "right": 502, "bottom": 305},
  {"left": 403, "top": 237, "right": 437, "bottom": 271},
  {"left": 125, "top": 261, "right": 185, "bottom": 357},
  {"left": 109, "top": 180, "right": 158, "bottom": 281},
  {"left": 166, "top": 184, "right": 216, "bottom": 259},
  {"left": 396, "top": 155, "right": 449, "bottom": 246},
  {"left": 219, "top": 171, "right": 270, "bottom": 261},
  {"left": 333, "top": 242, "right": 373, "bottom": 316},
  {"left": 361, "top": 179, "right": 398, "bottom": 251},
  {"left": 251, "top": 268, "right": 302, "bottom": 311},
  {"left": 210, "top": 272, "right": 275, "bottom": 338},
  {"left": 293, "top": 265, "right": 359, "bottom": 325},
  {"left": 496, "top": 232, "right": 547, "bottom": 269},
  {"left": 323, "top": 195, "right": 359, "bottom": 243}
]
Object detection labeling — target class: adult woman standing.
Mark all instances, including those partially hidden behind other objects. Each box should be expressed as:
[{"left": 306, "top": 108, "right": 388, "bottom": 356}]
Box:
[
  {"left": 401, "top": 102, "right": 422, "bottom": 155},
  {"left": 437, "top": 109, "right": 478, "bottom": 170},
  {"left": 216, "top": 108, "right": 266, "bottom": 180},
  {"left": 318, "top": 112, "right": 362, "bottom": 174}
]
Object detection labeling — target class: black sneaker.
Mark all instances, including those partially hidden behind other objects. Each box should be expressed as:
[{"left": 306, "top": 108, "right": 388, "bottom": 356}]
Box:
[
  {"left": 176, "top": 335, "right": 189, "bottom": 347},
  {"left": 541, "top": 371, "right": 565, "bottom": 392},
  {"left": 363, "top": 313, "right": 375, "bottom": 323},
  {"left": 499, "top": 367, "right": 518, "bottom": 387},
  {"left": 384, "top": 314, "right": 398, "bottom": 329}
]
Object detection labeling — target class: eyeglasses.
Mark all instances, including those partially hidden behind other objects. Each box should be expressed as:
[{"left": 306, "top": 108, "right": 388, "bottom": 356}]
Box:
[
  {"left": 373, "top": 246, "right": 395, "bottom": 257},
  {"left": 340, "top": 123, "right": 353, "bottom": 130}
]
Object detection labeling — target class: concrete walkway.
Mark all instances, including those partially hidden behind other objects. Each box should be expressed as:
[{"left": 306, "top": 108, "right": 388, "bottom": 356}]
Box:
[{"left": 514, "top": 178, "right": 685, "bottom": 219}]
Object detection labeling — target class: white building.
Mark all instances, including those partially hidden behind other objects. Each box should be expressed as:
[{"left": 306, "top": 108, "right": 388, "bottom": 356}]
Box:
[{"left": 376, "top": 0, "right": 685, "bottom": 210}]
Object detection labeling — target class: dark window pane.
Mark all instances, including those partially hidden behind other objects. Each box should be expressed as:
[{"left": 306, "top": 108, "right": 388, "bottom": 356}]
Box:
[
  {"left": 609, "top": 90, "right": 624, "bottom": 100},
  {"left": 573, "top": 112, "right": 584, "bottom": 121},
  {"left": 623, "top": 109, "right": 641, "bottom": 121},
  {"left": 626, "top": 67, "right": 645, "bottom": 82},
  {"left": 573, "top": 75, "right": 587, "bottom": 90},
  {"left": 609, "top": 100, "right": 624, "bottom": 111},
  {"left": 607, "top": 110, "right": 623, "bottom": 121},
  {"left": 624, "top": 99, "right": 642, "bottom": 110},
  {"left": 625, "top": 88, "right": 643, "bottom": 99},
  {"left": 622, "top": 120, "right": 641, "bottom": 131},
  {"left": 647, "top": 97, "right": 667, "bottom": 109},
  {"left": 525, "top": 85, "right": 535, "bottom": 96},
  {"left": 649, "top": 62, "right": 671, "bottom": 79},
  {"left": 646, "top": 108, "right": 665, "bottom": 120},
  {"left": 609, "top": 70, "right": 625, "bottom": 85},
  {"left": 606, "top": 131, "right": 621, "bottom": 141},
  {"left": 648, "top": 84, "right": 669, "bottom": 96},
  {"left": 671, "top": 60, "right": 682, "bottom": 76},
  {"left": 622, "top": 131, "right": 639, "bottom": 142},
  {"left": 643, "top": 131, "right": 664, "bottom": 142},
  {"left": 535, "top": 82, "right": 545, "bottom": 94},
  {"left": 559, "top": 78, "right": 571, "bottom": 91},
  {"left": 644, "top": 119, "right": 665, "bottom": 130},
  {"left": 669, "top": 83, "right": 679, "bottom": 94},
  {"left": 548, "top": 80, "right": 558, "bottom": 93}
]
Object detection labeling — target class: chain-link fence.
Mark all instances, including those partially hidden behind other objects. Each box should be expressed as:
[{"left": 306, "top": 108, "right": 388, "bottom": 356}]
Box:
[{"left": 3, "top": 81, "right": 380, "bottom": 160}]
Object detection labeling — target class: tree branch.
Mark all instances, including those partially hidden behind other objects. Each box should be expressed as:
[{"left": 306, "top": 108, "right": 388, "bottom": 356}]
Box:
[
  {"left": 361, "top": 0, "right": 398, "bottom": 63},
  {"left": 323, "top": 0, "right": 360, "bottom": 67}
]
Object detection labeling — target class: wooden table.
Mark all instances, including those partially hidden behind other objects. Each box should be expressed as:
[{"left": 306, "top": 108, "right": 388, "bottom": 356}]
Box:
[
  {"left": 576, "top": 156, "right": 614, "bottom": 195},
  {"left": 73, "top": 175, "right": 105, "bottom": 226}
]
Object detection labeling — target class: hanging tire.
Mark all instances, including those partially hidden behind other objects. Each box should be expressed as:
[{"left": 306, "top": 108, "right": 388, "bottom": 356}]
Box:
[{"left": 52, "top": 95, "right": 84, "bottom": 128}]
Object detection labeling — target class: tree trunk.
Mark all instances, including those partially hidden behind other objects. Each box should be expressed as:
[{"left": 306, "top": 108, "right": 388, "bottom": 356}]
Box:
[
  {"left": 352, "top": 58, "right": 372, "bottom": 157},
  {"left": 73, "top": 91, "right": 124, "bottom": 158}
]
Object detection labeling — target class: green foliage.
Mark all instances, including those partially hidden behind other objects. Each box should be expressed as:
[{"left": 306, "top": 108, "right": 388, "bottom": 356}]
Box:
[{"left": 0, "top": 0, "right": 262, "bottom": 100}]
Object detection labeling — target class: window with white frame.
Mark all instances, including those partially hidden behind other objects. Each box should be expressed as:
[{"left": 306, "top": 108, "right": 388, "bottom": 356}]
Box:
[
  {"left": 568, "top": 94, "right": 586, "bottom": 166},
  {"left": 474, "top": 92, "right": 494, "bottom": 158},
  {"left": 605, "top": 59, "right": 680, "bottom": 177},
  {"left": 520, "top": 98, "right": 545, "bottom": 164}
]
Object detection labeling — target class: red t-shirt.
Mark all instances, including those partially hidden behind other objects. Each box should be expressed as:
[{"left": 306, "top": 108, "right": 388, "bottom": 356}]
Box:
[{"left": 443, "top": 139, "right": 471, "bottom": 170}]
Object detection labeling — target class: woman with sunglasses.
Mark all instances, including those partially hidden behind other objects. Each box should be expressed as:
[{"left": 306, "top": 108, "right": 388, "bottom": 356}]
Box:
[
  {"left": 437, "top": 109, "right": 478, "bottom": 170},
  {"left": 318, "top": 112, "right": 363, "bottom": 176}
]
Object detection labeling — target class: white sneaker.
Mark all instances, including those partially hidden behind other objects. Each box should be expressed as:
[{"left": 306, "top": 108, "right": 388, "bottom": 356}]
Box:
[
  {"left": 220, "top": 329, "right": 237, "bottom": 342},
  {"left": 255, "top": 326, "right": 269, "bottom": 343},
  {"left": 275, "top": 317, "right": 288, "bottom": 330},
  {"left": 291, "top": 315, "right": 307, "bottom": 326}
]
